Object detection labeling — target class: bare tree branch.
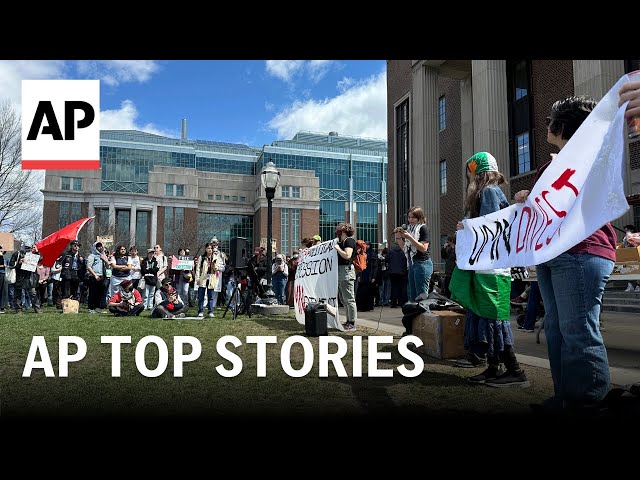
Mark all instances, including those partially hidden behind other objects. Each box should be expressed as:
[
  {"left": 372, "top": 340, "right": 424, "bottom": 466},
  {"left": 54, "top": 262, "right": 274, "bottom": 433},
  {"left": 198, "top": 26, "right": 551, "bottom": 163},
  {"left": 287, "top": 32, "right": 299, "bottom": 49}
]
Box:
[{"left": 0, "top": 101, "right": 43, "bottom": 232}]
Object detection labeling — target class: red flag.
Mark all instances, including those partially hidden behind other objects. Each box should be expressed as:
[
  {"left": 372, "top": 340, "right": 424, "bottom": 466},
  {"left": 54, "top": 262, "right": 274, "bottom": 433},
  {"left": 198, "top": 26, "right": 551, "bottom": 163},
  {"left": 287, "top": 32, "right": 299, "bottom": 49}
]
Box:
[{"left": 36, "top": 216, "right": 94, "bottom": 267}]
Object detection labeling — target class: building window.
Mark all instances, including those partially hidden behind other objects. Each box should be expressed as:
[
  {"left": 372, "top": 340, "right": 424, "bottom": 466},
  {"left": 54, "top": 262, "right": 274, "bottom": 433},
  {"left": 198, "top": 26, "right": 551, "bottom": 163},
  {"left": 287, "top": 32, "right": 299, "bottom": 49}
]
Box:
[
  {"left": 356, "top": 203, "right": 378, "bottom": 246},
  {"left": 232, "top": 195, "right": 238, "bottom": 202},
  {"left": 507, "top": 60, "right": 533, "bottom": 176},
  {"left": 281, "top": 186, "right": 290, "bottom": 198},
  {"left": 136, "top": 210, "right": 150, "bottom": 250},
  {"left": 165, "top": 184, "right": 185, "bottom": 196},
  {"left": 438, "top": 96, "right": 446, "bottom": 131},
  {"left": 281, "top": 209, "right": 289, "bottom": 255},
  {"left": 224, "top": 195, "right": 230, "bottom": 201},
  {"left": 59, "top": 201, "right": 82, "bottom": 229},
  {"left": 197, "top": 212, "right": 254, "bottom": 254},
  {"left": 240, "top": 196, "right": 246, "bottom": 202},
  {"left": 517, "top": 133, "right": 531, "bottom": 174},
  {"left": 514, "top": 61, "right": 528, "bottom": 100},
  {"left": 291, "top": 209, "right": 300, "bottom": 253},
  {"left": 208, "top": 194, "right": 214, "bottom": 200},
  {"left": 61, "top": 177, "right": 82, "bottom": 191},
  {"left": 439, "top": 159, "right": 447, "bottom": 195},
  {"left": 216, "top": 194, "right": 222, "bottom": 200},
  {"left": 292, "top": 186, "right": 301, "bottom": 198},
  {"left": 396, "top": 99, "right": 410, "bottom": 224},
  {"left": 164, "top": 206, "right": 185, "bottom": 254},
  {"left": 115, "top": 210, "right": 131, "bottom": 246}
]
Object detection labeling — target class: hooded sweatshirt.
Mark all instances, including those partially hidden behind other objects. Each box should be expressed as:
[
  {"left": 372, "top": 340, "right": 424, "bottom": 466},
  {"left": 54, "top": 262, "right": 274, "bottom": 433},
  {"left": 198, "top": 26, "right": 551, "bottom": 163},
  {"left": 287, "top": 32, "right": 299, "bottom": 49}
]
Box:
[{"left": 86, "top": 242, "right": 105, "bottom": 276}]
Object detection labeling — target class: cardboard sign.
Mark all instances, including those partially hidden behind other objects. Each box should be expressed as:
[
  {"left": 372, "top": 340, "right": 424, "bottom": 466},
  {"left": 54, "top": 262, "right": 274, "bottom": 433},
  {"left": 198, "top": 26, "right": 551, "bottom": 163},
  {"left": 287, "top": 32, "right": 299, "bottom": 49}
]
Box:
[
  {"left": 260, "top": 238, "right": 277, "bottom": 252},
  {"left": 171, "top": 255, "right": 194, "bottom": 270},
  {"left": 20, "top": 252, "right": 39, "bottom": 272},
  {"left": 97, "top": 235, "right": 113, "bottom": 248}
]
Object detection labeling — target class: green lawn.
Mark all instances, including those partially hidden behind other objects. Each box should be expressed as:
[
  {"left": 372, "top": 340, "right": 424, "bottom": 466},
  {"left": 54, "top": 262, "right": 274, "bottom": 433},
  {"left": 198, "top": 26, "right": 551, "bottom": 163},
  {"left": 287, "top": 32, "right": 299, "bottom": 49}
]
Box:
[{"left": 0, "top": 307, "right": 555, "bottom": 416}]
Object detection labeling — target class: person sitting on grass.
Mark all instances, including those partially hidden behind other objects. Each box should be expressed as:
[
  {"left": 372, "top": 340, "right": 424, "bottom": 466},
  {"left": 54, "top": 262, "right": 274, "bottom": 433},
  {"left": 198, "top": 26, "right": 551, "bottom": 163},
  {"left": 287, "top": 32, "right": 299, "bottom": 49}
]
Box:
[
  {"left": 107, "top": 279, "right": 144, "bottom": 316},
  {"left": 152, "top": 278, "right": 187, "bottom": 319}
]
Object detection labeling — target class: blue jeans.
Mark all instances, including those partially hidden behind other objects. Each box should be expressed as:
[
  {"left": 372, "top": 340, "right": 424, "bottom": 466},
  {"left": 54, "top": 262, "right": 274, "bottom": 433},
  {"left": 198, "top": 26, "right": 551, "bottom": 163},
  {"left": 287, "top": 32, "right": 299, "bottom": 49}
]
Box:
[
  {"left": 272, "top": 272, "right": 287, "bottom": 305},
  {"left": 197, "top": 287, "right": 218, "bottom": 314},
  {"left": 536, "top": 253, "right": 613, "bottom": 404},
  {"left": 379, "top": 273, "right": 391, "bottom": 306},
  {"left": 523, "top": 281, "right": 541, "bottom": 330},
  {"left": 408, "top": 259, "right": 433, "bottom": 302}
]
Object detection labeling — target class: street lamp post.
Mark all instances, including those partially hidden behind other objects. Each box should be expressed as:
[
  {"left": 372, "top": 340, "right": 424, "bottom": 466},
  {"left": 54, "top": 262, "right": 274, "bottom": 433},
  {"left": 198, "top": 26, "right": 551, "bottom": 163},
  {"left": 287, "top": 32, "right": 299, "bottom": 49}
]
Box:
[{"left": 260, "top": 161, "right": 280, "bottom": 305}]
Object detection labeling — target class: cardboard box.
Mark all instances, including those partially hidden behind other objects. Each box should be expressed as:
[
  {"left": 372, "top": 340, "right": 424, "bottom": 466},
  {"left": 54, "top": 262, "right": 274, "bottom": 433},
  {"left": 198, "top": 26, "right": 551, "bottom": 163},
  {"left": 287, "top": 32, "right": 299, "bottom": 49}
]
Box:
[
  {"left": 61, "top": 298, "right": 79, "bottom": 314},
  {"left": 616, "top": 247, "right": 640, "bottom": 263},
  {"left": 411, "top": 309, "right": 466, "bottom": 359}
]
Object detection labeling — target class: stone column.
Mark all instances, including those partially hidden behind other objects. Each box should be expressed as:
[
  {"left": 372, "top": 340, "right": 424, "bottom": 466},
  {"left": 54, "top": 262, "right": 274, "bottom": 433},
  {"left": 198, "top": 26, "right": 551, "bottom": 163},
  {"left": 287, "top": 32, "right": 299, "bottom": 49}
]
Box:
[
  {"left": 108, "top": 199, "right": 116, "bottom": 237},
  {"left": 87, "top": 201, "right": 95, "bottom": 242},
  {"left": 151, "top": 205, "right": 158, "bottom": 247},
  {"left": 411, "top": 62, "right": 441, "bottom": 264},
  {"left": 471, "top": 60, "right": 511, "bottom": 199},
  {"left": 130, "top": 202, "right": 137, "bottom": 247},
  {"left": 460, "top": 76, "right": 474, "bottom": 207}
]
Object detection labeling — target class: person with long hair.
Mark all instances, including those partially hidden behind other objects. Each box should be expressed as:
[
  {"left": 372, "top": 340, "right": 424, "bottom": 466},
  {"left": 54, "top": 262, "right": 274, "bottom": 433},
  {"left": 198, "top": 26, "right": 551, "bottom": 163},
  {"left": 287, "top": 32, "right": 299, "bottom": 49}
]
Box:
[
  {"left": 109, "top": 244, "right": 131, "bottom": 298},
  {"left": 396, "top": 207, "right": 432, "bottom": 302},
  {"left": 514, "top": 96, "right": 615, "bottom": 412},
  {"left": 194, "top": 242, "right": 222, "bottom": 318},
  {"left": 453, "top": 152, "right": 529, "bottom": 387}
]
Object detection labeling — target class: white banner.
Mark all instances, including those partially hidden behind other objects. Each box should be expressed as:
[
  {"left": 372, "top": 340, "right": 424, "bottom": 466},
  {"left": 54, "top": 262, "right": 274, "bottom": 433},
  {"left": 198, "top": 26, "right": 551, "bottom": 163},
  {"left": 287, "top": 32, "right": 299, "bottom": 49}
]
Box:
[
  {"left": 293, "top": 239, "right": 344, "bottom": 331},
  {"left": 456, "top": 74, "right": 632, "bottom": 270}
]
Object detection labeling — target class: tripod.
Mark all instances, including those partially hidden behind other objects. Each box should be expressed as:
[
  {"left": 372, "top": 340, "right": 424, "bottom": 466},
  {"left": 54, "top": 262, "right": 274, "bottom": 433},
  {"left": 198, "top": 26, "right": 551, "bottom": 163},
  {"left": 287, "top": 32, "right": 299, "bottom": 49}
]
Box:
[{"left": 223, "top": 268, "right": 250, "bottom": 320}]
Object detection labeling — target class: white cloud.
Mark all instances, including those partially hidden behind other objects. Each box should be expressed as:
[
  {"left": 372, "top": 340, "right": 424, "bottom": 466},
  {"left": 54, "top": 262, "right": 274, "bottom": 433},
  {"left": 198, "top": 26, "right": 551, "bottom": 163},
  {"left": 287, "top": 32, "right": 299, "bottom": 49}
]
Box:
[
  {"left": 100, "top": 99, "right": 177, "bottom": 137},
  {"left": 266, "top": 60, "right": 337, "bottom": 84},
  {"left": 75, "top": 60, "right": 159, "bottom": 86},
  {"left": 264, "top": 101, "right": 275, "bottom": 112},
  {"left": 307, "top": 60, "right": 332, "bottom": 83},
  {"left": 0, "top": 60, "right": 67, "bottom": 112},
  {"left": 265, "top": 61, "right": 305, "bottom": 82},
  {"left": 337, "top": 77, "right": 355, "bottom": 93},
  {"left": 268, "top": 70, "right": 387, "bottom": 141}
]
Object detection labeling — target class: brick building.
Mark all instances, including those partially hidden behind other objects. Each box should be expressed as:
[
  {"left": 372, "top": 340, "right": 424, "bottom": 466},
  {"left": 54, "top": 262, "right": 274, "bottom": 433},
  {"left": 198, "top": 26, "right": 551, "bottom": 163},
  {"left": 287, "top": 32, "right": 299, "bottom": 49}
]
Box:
[
  {"left": 387, "top": 59, "right": 640, "bottom": 266},
  {"left": 42, "top": 127, "right": 387, "bottom": 256}
]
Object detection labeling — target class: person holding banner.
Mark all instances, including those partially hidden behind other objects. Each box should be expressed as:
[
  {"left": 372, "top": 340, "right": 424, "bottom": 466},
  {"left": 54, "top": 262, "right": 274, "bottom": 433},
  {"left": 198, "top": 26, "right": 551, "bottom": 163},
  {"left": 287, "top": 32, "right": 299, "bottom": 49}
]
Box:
[
  {"left": 452, "top": 152, "right": 529, "bottom": 387},
  {"left": 515, "top": 96, "right": 616, "bottom": 412},
  {"left": 334, "top": 222, "right": 358, "bottom": 331}
]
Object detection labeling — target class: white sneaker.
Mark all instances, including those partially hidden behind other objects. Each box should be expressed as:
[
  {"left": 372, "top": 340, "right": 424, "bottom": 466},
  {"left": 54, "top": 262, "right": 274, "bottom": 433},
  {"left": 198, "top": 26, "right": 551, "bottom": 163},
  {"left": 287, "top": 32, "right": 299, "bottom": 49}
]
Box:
[
  {"left": 625, "top": 284, "right": 635, "bottom": 292},
  {"left": 197, "top": 312, "right": 204, "bottom": 317},
  {"left": 208, "top": 312, "right": 214, "bottom": 318},
  {"left": 635, "top": 286, "right": 640, "bottom": 293}
]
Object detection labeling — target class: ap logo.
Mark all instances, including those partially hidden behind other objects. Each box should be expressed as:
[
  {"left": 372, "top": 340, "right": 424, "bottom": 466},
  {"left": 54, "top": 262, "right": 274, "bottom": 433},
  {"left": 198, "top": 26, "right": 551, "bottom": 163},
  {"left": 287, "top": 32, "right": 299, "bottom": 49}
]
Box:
[{"left": 22, "top": 80, "right": 100, "bottom": 170}]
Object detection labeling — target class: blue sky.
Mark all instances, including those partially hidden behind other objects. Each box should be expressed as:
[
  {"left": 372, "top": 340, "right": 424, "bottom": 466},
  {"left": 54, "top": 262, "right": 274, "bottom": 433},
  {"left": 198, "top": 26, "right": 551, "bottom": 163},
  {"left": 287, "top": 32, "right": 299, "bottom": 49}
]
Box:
[{"left": 1, "top": 60, "right": 388, "bottom": 147}]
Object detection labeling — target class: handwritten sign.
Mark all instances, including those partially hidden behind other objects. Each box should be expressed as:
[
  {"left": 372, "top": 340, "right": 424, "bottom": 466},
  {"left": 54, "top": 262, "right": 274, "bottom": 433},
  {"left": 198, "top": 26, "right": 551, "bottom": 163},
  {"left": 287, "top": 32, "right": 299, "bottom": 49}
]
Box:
[
  {"left": 456, "top": 74, "right": 631, "bottom": 270},
  {"left": 171, "top": 255, "right": 194, "bottom": 270},
  {"left": 293, "top": 239, "right": 343, "bottom": 331},
  {"left": 260, "top": 238, "right": 277, "bottom": 252},
  {"left": 96, "top": 235, "right": 113, "bottom": 248},
  {"left": 20, "top": 252, "right": 39, "bottom": 272}
]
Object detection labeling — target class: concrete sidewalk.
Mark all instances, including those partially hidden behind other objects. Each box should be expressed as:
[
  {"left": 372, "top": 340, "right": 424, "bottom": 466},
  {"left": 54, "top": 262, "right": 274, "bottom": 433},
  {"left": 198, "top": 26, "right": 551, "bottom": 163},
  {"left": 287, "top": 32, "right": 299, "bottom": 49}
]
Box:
[{"left": 348, "top": 306, "right": 640, "bottom": 387}]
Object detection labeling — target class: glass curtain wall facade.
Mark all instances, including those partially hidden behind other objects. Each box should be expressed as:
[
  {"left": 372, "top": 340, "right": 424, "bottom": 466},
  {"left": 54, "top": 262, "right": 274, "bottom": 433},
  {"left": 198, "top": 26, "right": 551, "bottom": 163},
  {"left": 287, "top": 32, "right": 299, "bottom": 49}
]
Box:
[
  {"left": 259, "top": 132, "right": 387, "bottom": 245},
  {"left": 100, "top": 131, "right": 259, "bottom": 194},
  {"left": 197, "top": 213, "right": 254, "bottom": 256}
]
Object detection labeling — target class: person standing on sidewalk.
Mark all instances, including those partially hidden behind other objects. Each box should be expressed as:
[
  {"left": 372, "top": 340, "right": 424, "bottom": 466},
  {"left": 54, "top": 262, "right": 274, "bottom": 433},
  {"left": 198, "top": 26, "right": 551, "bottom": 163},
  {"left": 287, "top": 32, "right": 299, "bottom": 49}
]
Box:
[
  {"left": 334, "top": 223, "right": 358, "bottom": 331},
  {"left": 514, "top": 96, "right": 614, "bottom": 411},
  {"left": 452, "top": 152, "right": 529, "bottom": 387}
]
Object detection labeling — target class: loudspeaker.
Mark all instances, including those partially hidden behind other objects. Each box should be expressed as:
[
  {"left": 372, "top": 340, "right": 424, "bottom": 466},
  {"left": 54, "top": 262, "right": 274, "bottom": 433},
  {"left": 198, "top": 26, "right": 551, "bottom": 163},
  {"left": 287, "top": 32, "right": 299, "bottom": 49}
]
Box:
[
  {"left": 304, "top": 302, "right": 328, "bottom": 336},
  {"left": 229, "top": 237, "right": 248, "bottom": 269}
]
